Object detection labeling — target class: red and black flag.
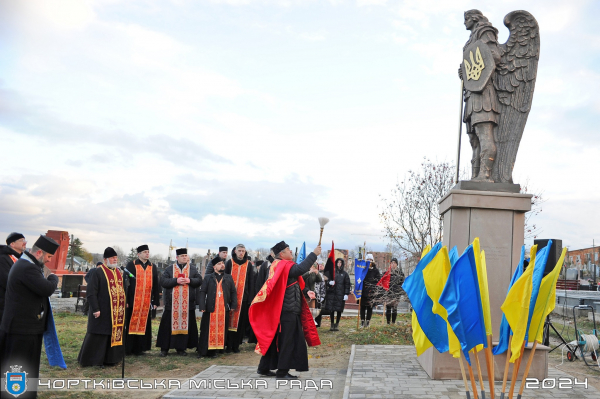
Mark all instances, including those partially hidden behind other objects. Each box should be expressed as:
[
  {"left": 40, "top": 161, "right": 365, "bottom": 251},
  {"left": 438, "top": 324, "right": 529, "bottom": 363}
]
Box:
[
  {"left": 377, "top": 264, "right": 391, "bottom": 291},
  {"left": 324, "top": 241, "right": 335, "bottom": 280}
]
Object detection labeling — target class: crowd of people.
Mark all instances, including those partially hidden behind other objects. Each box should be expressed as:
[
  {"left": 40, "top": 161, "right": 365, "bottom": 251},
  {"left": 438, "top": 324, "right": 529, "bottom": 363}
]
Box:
[{"left": 0, "top": 231, "right": 405, "bottom": 397}]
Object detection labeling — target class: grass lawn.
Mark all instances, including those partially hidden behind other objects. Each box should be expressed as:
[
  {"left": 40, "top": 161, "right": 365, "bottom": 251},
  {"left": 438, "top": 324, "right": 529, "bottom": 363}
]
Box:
[{"left": 37, "top": 312, "right": 413, "bottom": 398}]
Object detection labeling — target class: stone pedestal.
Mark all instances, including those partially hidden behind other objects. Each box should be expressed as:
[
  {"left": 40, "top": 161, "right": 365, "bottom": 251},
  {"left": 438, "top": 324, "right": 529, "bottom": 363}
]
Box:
[{"left": 417, "top": 188, "right": 545, "bottom": 380}]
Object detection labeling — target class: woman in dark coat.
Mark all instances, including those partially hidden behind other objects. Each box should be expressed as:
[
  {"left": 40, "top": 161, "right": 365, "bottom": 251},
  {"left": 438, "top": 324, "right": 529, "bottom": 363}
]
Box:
[
  {"left": 385, "top": 258, "right": 405, "bottom": 324},
  {"left": 323, "top": 258, "right": 351, "bottom": 331},
  {"left": 360, "top": 260, "right": 381, "bottom": 328}
]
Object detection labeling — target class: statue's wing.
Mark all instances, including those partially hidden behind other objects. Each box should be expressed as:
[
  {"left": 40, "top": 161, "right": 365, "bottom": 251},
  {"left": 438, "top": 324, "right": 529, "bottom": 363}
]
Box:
[{"left": 492, "top": 10, "right": 540, "bottom": 183}]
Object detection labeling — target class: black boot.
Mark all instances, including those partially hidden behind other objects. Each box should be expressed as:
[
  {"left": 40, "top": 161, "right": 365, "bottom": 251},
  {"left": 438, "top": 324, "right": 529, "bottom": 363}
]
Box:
[
  {"left": 360, "top": 320, "right": 365, "bottom": 328},
  {"left": 334, "top": 323, "right": 339, "bottom": 331}
]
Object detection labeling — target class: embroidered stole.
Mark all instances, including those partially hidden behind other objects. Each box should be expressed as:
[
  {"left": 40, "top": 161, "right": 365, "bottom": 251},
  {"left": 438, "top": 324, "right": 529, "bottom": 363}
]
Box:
[
  {"left": 228, "top": 260, "right": 248, "bottom": 331},
  {"left": 171, "top": 263, "right": 190, "bottom": 335},
  {"left": 129, "top": 262, "right": 153, "bottom": 335},
  {"left": 208, "top": 278, "right": 226, "bottom": 349},
  {"left": 100, "top": 265, "right": 126, "bottom": 346}
]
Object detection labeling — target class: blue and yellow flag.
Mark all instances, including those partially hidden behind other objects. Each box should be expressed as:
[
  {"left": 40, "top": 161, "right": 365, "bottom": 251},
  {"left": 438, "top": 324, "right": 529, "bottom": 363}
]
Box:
[
  {"left": 501, "top": 245, "right": 538, "bottom": 362},
  {"left": 439, "top": 244, "right": 487, "bottom": 364},
  {"left": 493, "top": 246, "right": 525, "bottom": 355},
  {"left": 528, "top": 247, "right": 567, "bottom": 344},
  {"left": 524, "top": 241, "right": 552, "bottom": 343},
  {"left": 423, "top": 246, "right": 462, "bottom": 358},
  {"left": 403, "top": 242, "right": 449, "bottom": 354}
]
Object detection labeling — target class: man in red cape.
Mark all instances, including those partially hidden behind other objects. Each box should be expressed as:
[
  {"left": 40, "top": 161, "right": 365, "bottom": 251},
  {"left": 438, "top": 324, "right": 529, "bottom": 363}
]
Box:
[{"left": 249, "top": 241, "right": 321, "bottom": 380}]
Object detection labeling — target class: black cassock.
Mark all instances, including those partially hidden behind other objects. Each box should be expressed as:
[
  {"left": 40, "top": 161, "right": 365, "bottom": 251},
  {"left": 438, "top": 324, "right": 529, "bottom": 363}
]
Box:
[
  {"left": 78, "top": 266, "right": 124, "bottom": 367},
  {"left": 197, "top": 272, "right": 236, "bottom": 356},
  {"left": 156, "top": 263, "right": 202, "bottom": 352},
  {"left": 125, "top": 259, "right": 160, "bottom": 355},
  {"left": 225, "top": 253, "right": 256, "bottom": 351},
  {"left": 257, "top": 253, "right": 317, "bottom": 376},
  {"left": 0, "top": 252, "right": 58, "bottom": 399}
]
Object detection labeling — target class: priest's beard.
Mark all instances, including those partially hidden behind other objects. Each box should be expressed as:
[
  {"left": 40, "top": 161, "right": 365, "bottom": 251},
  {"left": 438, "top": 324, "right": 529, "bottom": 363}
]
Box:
[{"left": 106, "top": 261, "right": 117, "bottom": 268}]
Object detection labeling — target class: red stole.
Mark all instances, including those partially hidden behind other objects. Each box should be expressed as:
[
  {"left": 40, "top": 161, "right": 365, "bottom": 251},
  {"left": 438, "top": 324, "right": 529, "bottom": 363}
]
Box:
[
  {"left": 208, "top": 278, "right": 226, "bottom": 349},
  {"left": 172, "top": 263, "right": 190, "bottom": 335},
  {"left": 249, "top": 259, "right": 321, "bottom": 356},
  {"left": 9, "top": 255, "right": 18, "bottom": 264},
  {"left": 99, "top": 265, "right": 125, "bottom": 346},
  {"left": 129, "top": 262, "right": 153, "bottom": 334},
  {"left": 228, "top": 260, "right": 248, "bottom": 332}
]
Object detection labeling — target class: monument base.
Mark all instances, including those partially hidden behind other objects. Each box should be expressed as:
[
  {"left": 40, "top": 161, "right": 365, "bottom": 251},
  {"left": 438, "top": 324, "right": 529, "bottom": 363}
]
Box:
[
  {"left": 423, "top": 188, "right": 547, "bottom": 380},
  {"left": 417, "top": 342, "right": 548, "bottom": 380},
  {"left": 451, "top": 181, "right": 521, "bottom": 193}
]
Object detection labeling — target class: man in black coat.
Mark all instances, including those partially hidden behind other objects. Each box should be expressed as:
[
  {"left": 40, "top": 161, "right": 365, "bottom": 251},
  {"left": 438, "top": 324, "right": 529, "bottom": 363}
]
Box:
[
  {"left": 125, "top": 245, "right": 160, "bottom": 356},
  {"left": 156, "top": 248, "right": 202, "bottom": 356},
  {"left": 204, "top": 246, "right": 228, "bottom": 275},
  {"left": 225, "top": 244, "right": 256, "bottom": 353},
  {"left": 78, "top": 247, "right": 126, "bottom": 367},
  {"left": 254, "top": 241, "right": 320, "bottom": 380},
  {"left": 0, "top": 232, "right": 27, "bottom": 323},
  {"left": 197, "top": 257, "right": 237, "bottom": 358},
  {"left": 323, "top": 258, "right": 351, "bottom": 331},
  {"left": 254, "top": 253, "right": 274, "bottom": 295},
  {"left": 0, "top": 235, "right": 59, "bottom": 399}
]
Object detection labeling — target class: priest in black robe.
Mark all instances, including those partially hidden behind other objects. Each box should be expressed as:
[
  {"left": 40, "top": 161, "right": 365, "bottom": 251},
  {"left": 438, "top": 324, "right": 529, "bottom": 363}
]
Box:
[
  {"left": 225, "top": 244, "right": 256, "bottom": 353},
  {"left": 251, "top": 242, "right": 321, "bottom": 380},
  {"left": 204, "top": 246, "right": 228, "bottom": 275},
  {"left": 0, "top": 235, "right": 60, "bottom": 399},
  {"left": 125, "top": 244, "right": 160, "bottom": 356},
  {"left": 78, "top": 247, "right": 125, "bottom": 367},
  {"left": 157, "top": 248, "right": 202, "bottom": 356},
  {"left": 0, "top": 232, "right": 26, "bottom": 324},
  {"left": 197, "top": 257, "right": 236, "bottom": 358}
]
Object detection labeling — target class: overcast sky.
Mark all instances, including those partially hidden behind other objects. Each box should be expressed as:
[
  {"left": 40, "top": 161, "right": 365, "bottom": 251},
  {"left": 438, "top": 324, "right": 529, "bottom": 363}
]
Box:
[{"left": 0, "top": 0, "right": 598, "bottom": 257}]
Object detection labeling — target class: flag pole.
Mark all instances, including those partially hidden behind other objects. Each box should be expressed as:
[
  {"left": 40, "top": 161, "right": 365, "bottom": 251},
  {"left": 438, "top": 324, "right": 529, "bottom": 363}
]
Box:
[
  {"left": 516, "top": 341, "right": 538, "bottom": 399},
  {"left": 500, "top": 336, "right": 512, "bottom": 399},
  {"left": 508, "top": 341, "right": 526, "bottom": 399},
  {"left": 466, "top": 352, "right": 479, "bottom": 399},
  {"left": 473, "top": 348, "right": 486, "bottom": 399},
  {"left": 455, "top": 79, "right": 464, "bottom": 184},
  {"left": 459, "top": 355, "right": 472, "bottom": 399},
  {"left": 485, "top": 335, "right": 495, "bottom": 399}
]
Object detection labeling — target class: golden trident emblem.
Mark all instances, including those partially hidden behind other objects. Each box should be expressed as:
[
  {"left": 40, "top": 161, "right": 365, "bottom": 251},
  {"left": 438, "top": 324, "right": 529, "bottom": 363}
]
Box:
[{"left": 464, "top": 46, "right": 485, "bottom": 81}]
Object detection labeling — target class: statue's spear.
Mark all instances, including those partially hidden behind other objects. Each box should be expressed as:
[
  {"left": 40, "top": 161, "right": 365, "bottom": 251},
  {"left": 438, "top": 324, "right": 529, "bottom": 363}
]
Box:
[
  {"left": 455, "top": 79, "right": 464, "bottom": 184},
  {"left": 318, "top": 217, "right": 329, "bottom": 246}
]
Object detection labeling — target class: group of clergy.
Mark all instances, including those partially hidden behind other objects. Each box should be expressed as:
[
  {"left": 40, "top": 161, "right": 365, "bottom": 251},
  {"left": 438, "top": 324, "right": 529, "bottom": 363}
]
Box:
[{"left": 0, "top": 231, "right": 323, "bottom": 391}]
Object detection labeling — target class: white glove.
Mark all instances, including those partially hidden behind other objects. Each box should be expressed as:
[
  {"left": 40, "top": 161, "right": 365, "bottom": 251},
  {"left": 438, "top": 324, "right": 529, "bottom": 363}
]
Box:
[
  {"left": 343, "top": 295, "right": 348, "bottom": 301},
  {"left": 329, "top": 281, "right": 335, "bottom": 286}
]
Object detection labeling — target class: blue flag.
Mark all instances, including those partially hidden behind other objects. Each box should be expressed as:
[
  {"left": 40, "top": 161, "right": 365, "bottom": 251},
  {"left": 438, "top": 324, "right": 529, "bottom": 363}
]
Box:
[
  {"left": 43, "top": 302, "right": 67, "bottom": 369},
  {"left": 493, "top": 246, "right": 525, "bottom": 355},
  {"left": 449, "top": 246, "right": 459, "bottom": 266},
  {"left": 402, "top": 242, "right": 449, "bottom": 353},
  {"left": 524, "top": 240, "right": 552, "bottom": 343},
  {"left": 439, "top": 245, "right": 487, "bottom": 364},
  {"left": 297, "top": 242, "right": 306, "bottom": 264},
  {"left": 354, "top": 259, "right": 369, "bottom": 299}
]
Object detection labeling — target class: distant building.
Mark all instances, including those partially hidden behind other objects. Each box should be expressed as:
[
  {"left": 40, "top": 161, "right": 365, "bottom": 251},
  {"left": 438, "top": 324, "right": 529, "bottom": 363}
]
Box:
[
  {"left": 370, "top": 251, "right": 393, "bottom": 271},
  {"left": 65, "top": 256, "right": 90, "bottom": 272},
  {"left": 566, "top": 246, "right": 600, "bottom": 272}
]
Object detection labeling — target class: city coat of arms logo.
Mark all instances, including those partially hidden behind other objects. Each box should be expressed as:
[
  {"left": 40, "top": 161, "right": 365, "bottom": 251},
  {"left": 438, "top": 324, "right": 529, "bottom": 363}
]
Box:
[{"left": 4, "top": 365, "right": 27, "bottom": 397}]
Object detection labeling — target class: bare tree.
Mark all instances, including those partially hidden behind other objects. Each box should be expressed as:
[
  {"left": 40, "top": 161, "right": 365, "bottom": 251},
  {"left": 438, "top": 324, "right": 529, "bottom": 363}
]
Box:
[
  {"left": 254, "top": 247, "right": 270, "bottom": 260},
  {"left": 379, "top": 158, "right": 456, "bottom": 261},
  {"left": 520, "top": 178, "right": 545, "bottom": 240},
  {"left": 380, "top": 159, "right": 545, "bottom": 271}
]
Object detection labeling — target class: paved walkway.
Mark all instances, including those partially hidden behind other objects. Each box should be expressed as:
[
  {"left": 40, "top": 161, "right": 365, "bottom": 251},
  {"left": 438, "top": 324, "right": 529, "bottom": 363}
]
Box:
[
  {"left": 345, "top": 345, "right": 600, "bottom": 399},
  {"left": 163, "top": 366, "right": 346, "bottom": 399},
  {"left": 164, "top": 345, "right": 599, "bottom": 399}
]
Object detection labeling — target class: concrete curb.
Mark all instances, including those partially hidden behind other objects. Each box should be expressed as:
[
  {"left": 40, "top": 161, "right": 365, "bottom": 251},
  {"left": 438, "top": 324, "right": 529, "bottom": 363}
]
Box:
[{"left": 342, "top": 344, "right": 355, "bottom": 399}]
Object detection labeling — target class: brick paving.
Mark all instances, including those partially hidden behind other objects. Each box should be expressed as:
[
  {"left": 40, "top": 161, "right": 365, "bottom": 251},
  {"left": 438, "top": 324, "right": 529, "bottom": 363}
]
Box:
[
  {"left": 345, "top": 345, "right": 600, "bottom": 399},
  {"left": 163, "top": 366, "right": 346, "bottom": 399},
  {"left": 163, "top": 345, "right": 600, "bottom": 398}
]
